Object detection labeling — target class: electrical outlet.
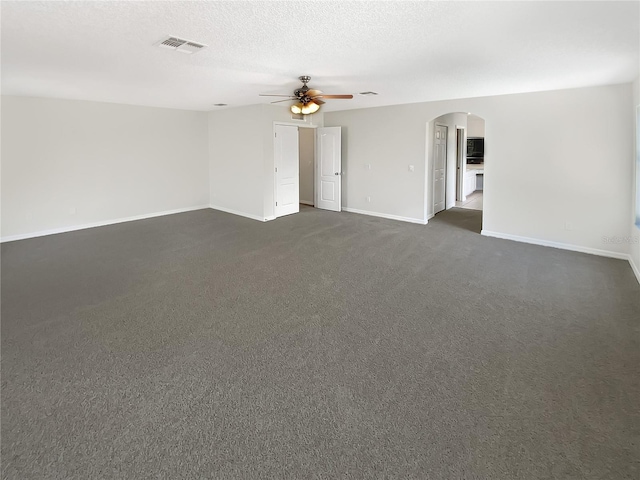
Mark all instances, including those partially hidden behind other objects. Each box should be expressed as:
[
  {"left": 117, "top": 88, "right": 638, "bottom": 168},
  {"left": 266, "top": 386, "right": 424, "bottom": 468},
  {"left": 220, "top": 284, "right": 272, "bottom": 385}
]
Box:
[
  {"left": 408, "top": 165, "right": 415, "bottom": 172},
  {"left": 367, "top": 196, "right": 371, "bottom": 203},
  {"left": 366, "top": 163, "right": 371, "bottom": 170},
  {"left": 564, "top": 222, "right": 573, "bottom": 231}
]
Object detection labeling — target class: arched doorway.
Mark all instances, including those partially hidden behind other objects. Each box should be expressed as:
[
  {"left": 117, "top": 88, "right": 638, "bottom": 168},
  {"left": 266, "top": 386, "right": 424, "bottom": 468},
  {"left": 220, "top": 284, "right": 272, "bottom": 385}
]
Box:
[{"left": 426, "top": 112, "right": 486, "bottom": 219}]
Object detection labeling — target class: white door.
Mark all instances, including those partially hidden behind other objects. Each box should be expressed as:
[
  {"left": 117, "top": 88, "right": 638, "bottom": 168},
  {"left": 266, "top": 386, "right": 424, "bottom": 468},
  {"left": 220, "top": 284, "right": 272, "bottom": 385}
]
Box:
[
  {"left": 316, "top": 127, "right": 342, "bottom": 212},
  {"left": 433, "top": 124, "right": 447, "bottom": 214},
  {"left": 274, "top": 125, "right": 299, "bottom": 218},
  {"left": 456, "top": 128, "right": 465, "bottom": 202}
]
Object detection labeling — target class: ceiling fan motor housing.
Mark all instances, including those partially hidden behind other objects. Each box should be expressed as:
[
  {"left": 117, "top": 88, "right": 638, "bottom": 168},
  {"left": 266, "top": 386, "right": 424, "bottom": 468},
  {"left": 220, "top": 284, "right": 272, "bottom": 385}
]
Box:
[{"left": 295, "top": 76, "right": 312, "bottom": 103}]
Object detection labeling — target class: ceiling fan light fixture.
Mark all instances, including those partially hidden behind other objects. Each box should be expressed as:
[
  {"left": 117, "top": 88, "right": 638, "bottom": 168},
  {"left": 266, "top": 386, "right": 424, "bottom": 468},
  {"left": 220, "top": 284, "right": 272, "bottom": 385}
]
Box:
[
  {"left": 301, "top": 101, "right": 320, "bottom": 114},
  {"left": 270, "top": 77, "right": 349, "bottom": 114}
]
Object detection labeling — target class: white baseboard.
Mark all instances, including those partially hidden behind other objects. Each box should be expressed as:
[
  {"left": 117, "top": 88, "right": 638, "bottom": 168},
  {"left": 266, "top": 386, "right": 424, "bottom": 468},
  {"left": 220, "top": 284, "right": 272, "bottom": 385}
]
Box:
[
  {"left": 629, "top": 255, "right": 640, "bottom": 285},
  {"left": 209, "top": 204, "right": 269, "bottom": 222},
  {"left": 1, "top": 205, "right": 210, "bottom": 243},
  {"left": 300, "top": 200, "right": 314, "bottom": 206},
  {"left": 342, "top": 207, "right": 428, "bottom": 225},
  {"left": 481, "top": 229, "right": 631, "bottom": 261}
]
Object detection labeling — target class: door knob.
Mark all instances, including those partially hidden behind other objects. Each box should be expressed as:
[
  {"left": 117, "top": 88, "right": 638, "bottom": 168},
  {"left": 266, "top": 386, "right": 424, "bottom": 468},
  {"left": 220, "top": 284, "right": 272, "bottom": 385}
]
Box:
[{"left": 335, "top": 172, "right": 340, "bottom": 176}]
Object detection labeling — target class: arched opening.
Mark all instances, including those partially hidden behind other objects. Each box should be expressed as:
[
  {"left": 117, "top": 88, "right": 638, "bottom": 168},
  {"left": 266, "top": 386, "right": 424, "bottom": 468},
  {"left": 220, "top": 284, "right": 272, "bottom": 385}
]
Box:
[{"left": 426, "top": 112, "right": 486, "bottom": 229}]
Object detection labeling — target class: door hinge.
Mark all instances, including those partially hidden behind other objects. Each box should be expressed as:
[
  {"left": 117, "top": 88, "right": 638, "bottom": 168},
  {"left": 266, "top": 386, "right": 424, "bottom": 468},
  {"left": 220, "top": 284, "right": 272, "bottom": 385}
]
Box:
[
  {"left": 275, "top": 167, "right": 278, "bottom": 172},
  {"left": 276, "top": 202, "right": 278, "bottom": 206},
  {"left": 274, "top": 132, "right": 277, "bottom": 138}
]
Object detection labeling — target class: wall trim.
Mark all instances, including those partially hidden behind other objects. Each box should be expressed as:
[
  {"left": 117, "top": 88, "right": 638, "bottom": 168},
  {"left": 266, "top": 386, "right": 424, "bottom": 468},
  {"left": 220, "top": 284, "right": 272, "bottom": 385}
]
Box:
[
  {"left": 209, "top": 204, "right": 268, "bottom": 222},
  {"left": 1, "top": 205, "right": 210, "bottom": 243},
  {"left": 481, "top": 229, "right": 631, "bottom": 261},
  {"left": 629, "top": 255, "right": 640, "bottom": 285},
  {"left": 342, "top": 207, "right": 428, "bottom": 225}
]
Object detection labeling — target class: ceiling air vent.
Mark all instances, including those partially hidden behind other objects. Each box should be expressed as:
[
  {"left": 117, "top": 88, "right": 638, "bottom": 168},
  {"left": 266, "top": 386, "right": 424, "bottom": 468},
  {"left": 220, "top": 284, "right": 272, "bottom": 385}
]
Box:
[{"left": 155, "top": 36, "right": 208, "bottom": 54}]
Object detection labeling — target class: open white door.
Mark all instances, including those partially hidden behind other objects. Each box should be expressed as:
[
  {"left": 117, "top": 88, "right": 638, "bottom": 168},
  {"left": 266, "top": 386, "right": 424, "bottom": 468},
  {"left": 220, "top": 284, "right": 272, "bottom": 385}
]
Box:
[
  {"left": 456, "top": 127, "right": 465, "bottom": 202},
  {"left": 433, "top": 124, "right": 447, "bottom": 214},
  {"left": 316, "top": 127, "right": 342, "bottom": 212},
  {"left": 274, "top": 124, "right": 299, "bottom": 218}
]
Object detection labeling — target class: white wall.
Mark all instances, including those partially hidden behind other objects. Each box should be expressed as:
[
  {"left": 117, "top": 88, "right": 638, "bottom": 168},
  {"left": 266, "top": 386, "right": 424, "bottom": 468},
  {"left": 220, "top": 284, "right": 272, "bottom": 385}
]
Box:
[
  {"left": 208, "top": 104, "right": 266, "bottom": 220},
  {"left": 1, "top": 96, "right": 209, "bottom": 240},
  {"left": 630, "top": 76, "right": 640, "bottom": 281},
  {"left": 325, "top": 83, "right": 634, "bottom": 257},
  {"left": 326, "top": 104, "right": 428, "bottom": 223},
  {"left": 208, "top": 104, "right": 322, "bottom": 221},
  {"left": 299, "top": 128, "right": 315, "bottom": 205},
  {"left": 467, "top": 115, "right": 485, "bottom": 137}
]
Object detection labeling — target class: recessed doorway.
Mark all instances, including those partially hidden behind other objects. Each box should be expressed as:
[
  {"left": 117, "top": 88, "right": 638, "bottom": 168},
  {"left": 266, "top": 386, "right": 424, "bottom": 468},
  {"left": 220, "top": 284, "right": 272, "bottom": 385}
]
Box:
[
  {"left": 428, "top": 113, "right": 486, "bottom": 216},
  {"left": 273, "top": 124, "right": 343, "bottom": 218}
]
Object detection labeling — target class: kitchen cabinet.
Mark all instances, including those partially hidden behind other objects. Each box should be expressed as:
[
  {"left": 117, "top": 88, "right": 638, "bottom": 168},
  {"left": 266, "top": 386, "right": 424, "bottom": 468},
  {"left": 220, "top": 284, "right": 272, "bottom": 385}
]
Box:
[{"left": 464, "top": 171, "right": 477, "bottom": 197}]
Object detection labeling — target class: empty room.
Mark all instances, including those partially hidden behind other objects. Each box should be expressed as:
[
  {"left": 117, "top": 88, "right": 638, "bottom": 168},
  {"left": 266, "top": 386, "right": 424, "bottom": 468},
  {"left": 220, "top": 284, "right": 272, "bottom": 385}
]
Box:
[{"left": 2, "top": 1, "right": 639, "bottom": 478}]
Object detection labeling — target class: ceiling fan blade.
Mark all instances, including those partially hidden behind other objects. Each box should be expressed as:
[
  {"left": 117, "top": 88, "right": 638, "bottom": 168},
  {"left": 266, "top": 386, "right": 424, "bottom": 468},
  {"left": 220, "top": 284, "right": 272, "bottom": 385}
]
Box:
[
  {"left": 313, "top": 99, "right": 325, "bottom": 105},
  {"left": 306, "top": 89, "right": 323, "bottom": 97},
  {"left": 315, "top": 94, "right": 353, "bottom": 99},
  {"left": 271, "top": 98, "right": 295, "bottom": 104},
  {"left": 259, "top": 94, "right": 296, "bottom": 97}
]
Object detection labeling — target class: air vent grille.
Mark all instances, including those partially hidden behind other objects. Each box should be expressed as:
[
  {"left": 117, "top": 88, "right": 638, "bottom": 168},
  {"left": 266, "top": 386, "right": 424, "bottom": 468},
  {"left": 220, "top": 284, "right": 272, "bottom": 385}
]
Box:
[
  {"left": 161, "top": 37, "right": 186, "bottom": 48},
  {"left": 155, "top": 36, "right": 207, "bottom": 54}
]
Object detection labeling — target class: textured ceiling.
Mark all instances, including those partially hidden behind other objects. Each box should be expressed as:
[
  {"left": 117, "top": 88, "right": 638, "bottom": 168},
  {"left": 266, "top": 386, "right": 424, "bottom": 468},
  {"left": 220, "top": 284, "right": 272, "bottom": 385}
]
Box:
[{"left": 2, "top": 1, "right": 639, "bottom": 112}]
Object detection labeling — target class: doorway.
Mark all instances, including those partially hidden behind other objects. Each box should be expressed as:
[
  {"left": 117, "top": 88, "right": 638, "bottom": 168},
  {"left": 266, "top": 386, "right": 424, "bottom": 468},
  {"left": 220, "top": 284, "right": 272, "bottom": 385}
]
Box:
[
  {"left": 273, "top": 124, "right": 342, "bottom": 218},
  {"left": 298, "top": 128, "right": 315, "bottom": 207},
  {"left": 455, "top": 114, "right": 485, "bottom": 211},
  {"left": 428, "top": 112, "right": 486, "bottom": 218}
]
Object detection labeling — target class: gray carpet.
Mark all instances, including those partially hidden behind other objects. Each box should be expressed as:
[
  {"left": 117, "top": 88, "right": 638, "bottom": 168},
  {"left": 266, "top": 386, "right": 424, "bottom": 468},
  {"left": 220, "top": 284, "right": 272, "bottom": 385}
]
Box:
[{"left": 2, "top": 206, "right": 639, "bottom": 479}]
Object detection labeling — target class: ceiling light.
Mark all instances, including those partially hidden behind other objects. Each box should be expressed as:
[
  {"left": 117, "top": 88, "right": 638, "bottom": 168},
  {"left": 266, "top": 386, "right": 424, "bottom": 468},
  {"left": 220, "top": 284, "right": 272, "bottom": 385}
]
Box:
[
  {"left": 291, "top": 101, "right": 320, "bottom": 115},
  {"left": 301, "top": 102, "right": 320, "bottom": 115}
]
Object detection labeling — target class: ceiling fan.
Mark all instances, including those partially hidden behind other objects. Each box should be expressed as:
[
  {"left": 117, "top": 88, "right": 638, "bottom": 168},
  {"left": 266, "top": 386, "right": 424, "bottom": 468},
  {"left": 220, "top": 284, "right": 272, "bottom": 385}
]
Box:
[{"left": 259, "top": 76, "right": 353, "bottom": 115}]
